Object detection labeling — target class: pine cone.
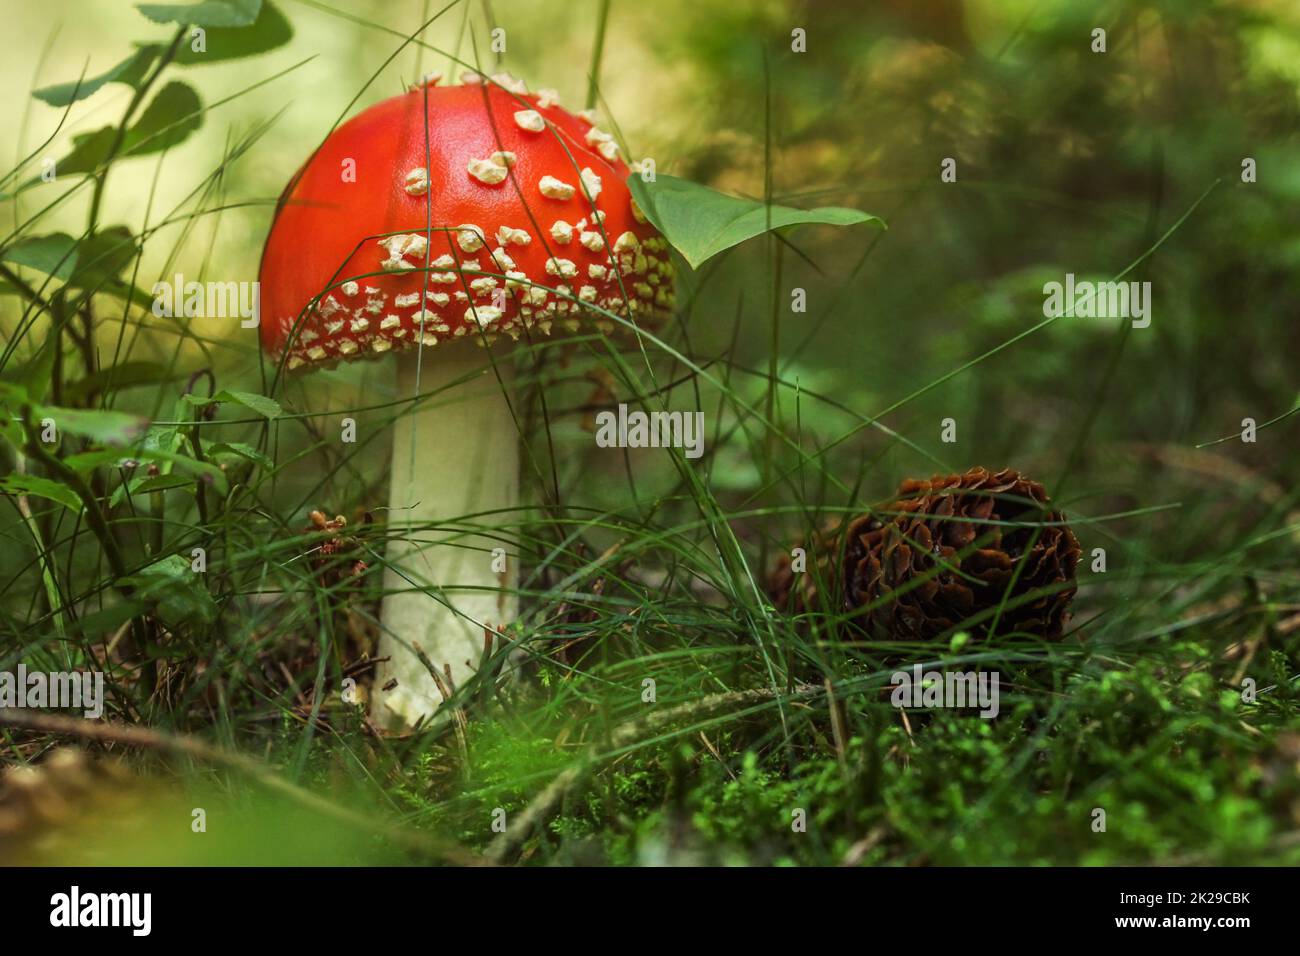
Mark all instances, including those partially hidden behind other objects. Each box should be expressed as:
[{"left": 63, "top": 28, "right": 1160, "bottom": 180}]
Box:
[{"left": 770, "top": 467, "right": 1081, "bottom": 641}]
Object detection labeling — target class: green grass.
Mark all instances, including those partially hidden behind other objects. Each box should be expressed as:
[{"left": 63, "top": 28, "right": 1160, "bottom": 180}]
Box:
[{"left": 1, "top": 0, "right": 1299, "bottom": 866}]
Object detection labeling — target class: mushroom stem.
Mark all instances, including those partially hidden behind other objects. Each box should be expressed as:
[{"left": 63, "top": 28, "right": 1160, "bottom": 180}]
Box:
[{"left": 372, "top": 341, "right": 519, "bottom": 730}]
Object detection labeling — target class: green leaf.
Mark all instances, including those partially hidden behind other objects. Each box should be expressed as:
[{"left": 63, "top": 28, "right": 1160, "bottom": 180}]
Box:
[
  {"left": 33, "top": 46, "right": 161, "bottom": 107},
  {"left": 174, "top": 1, "right": 292, "bottom": 64},
  {"left": 68, "top": 601, "right": 145, "bottom": 638},
  {"left": 626, "top": 174, "right": 884, "bottom": 269},
  {"left": 1, "top": 228, "right": 138, "bottom": 294},
  {"left": 62, "top": 444, "right": 228, "bottom": 500},
  {"left": 49, "top": 129, "right": 116, "bottom": 180},
  {"left": 55, "top": 82, "right": 203, "bottom": 177},
  {"left": 156, "top": 452, "right": 228, "bottom": 494},
  {"left": 63, "top": 448, "right": 147, "bottom": 472},
  {"left": 110, "top": 471, "right": 199, "bottom": 509},
  {"left": 1, "top": 233, "right": 79, "bottom": 282},
  {"left": 137, "top": 0, "right": 261, "bottom": 27},
  {"left": 8, "top": 338, "right": 61, "bottom": 404},
  {"left": 70, "top": 227, "right": 139, "bottom": 292},
  {"left": 118, "top": 553, "right": 217, "bottom": 627},
  {"left": 133, "top": 473, "right": 196, "bottom": 495},
  {"left": 35, "top": 405, "right": 150, "bottom": 445},
  {"left": 207, "top": 441, "right": 272, "bottom": 469},
  {"left": 0, "top": 474, "right": 83, "bottom": 513},
  {"left": 121, "top": 81, "right": 204, "bottom": 155},
  {"left": 185, "top": 389, "right": 280, "bottom": 419}
]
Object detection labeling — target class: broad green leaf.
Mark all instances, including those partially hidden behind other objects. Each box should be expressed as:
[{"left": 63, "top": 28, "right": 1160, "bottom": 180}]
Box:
[
  {"left": 1, "top": 228, "right": 138, "bottom": 293},
  {"left": 62, "top": 444, "right": 228, "bottom": 499},
  {"left": 207, "top": 441, "right": 272, "bottom": 469},
  {"left": 0, "top": 474, "right": 82, "bottom": 512},
  {"left": 186, "top": 388, "right": 280, "bottom": 419},
  {"left": 54, "top": 82, "right": 203, "bottom": 177},
  {"left": 33, "top": 46, "right": 161, "bottom": 107},
  {"left": 1, "top": 233, "right": 79, "bottom": 281},
  {"left": 174, "top": 0, "right": 292, "bottom": 64},
  {"left": 121, "top": 81, "right": 204, "bottom": 155},
  {"left": 69, "top": 226, "right": 139, "bottom": 291},
  {"left": 48, "top": 128, "right": 116, "bottom": 180},
  {"left": 626, "top": 174, "right": 884, "bottom": 269},
  {"left": 35, "top": 405, "right": 150, "bottom": 445},
  {"left": 118, "top": 553, "right": 217, "bottom": 626},
  {"left": 152, "top": 451, "right": 228, "bottom": 494},
  {"left": 137, "top": 0, "right": 261, "bottom": 27},
  {"left": 63, "top": 448, "right": 147, "bottom": 472}
]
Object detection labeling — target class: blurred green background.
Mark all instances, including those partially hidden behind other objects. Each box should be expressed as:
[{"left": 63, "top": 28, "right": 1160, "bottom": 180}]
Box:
[
  {"left": 3, "top": 0, "right": 1299, "bottom": 865},
  {"left": 5, "top": 0, "right": 1298, "bottom": 520}
]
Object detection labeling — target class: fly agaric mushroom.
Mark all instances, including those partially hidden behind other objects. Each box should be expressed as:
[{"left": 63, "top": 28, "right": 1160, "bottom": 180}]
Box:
[{"left": 258, "top": 73, "right": 673, "bottom": 729}]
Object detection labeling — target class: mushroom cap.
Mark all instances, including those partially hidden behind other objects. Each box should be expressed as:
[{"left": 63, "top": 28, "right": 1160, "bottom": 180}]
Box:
[{"left": 258, "top": 78, "right": 674, "bottom": 370}]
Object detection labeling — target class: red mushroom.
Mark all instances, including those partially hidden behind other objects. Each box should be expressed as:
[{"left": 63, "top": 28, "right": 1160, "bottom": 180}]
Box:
[{"left": 258, "top": 72, "right": 673, "bottom": 729}]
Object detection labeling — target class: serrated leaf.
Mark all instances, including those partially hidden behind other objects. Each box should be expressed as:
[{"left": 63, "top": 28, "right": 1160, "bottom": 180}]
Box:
[
  {"left": 33, "top": 45, "right": 161, "bottom": 107},
  {"left": 1, "top": 233, "right": 79, "bottom": 281},
  {"left": 36, "top": 405, "right": 150, "bottom": 445},
  {"left": 0, "top": 474, "right": 82, "bottom": 512},
  {"left": 174, "top": 0, "right": 291, "bottom": 64},
  {"left": 137, "top": 0, "right": 261, "bottom": 27},
  {"left": 626, "top": 174, "right": 884, "bottom": 270}
]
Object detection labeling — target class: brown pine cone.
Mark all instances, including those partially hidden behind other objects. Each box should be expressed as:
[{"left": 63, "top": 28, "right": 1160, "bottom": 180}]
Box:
[{"left": 769, "top": 467, "right": 1081, "bottom": 642}]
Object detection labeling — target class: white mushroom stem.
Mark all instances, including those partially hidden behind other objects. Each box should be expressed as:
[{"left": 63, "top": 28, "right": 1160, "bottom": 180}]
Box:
[{"left": 372, "top": 340, "right": 519, "bottom": 730}]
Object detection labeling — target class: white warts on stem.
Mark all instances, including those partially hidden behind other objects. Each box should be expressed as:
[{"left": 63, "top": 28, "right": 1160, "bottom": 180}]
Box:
[{"left": 372, "top": 342, "right": 519, "bottom": 729}]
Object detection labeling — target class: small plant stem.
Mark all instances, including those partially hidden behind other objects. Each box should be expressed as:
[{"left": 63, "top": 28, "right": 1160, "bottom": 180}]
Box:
[
  {"left": 23, "top": 414, "right": 129, "bottom": 591},
  {"left": 586, "top": 0, "right": 611, "bottom": 110},
  {"left": 85, "top": 26, "right": 187, "bottom": 238}
]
